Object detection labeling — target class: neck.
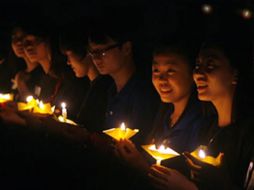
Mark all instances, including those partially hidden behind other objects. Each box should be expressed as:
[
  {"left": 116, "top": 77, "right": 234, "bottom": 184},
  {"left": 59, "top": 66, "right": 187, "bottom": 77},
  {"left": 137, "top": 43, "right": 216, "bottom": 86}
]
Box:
[
  {"left": 40, "top": 58, "right": 51, "bottom": 74},
  {"left": 170, "top": 94, "right": 191, "bottom": 127},
  {"left": 24, "top": 57, "right": 38, "bottom": 72},
  {"left": 111, "top": 58, "right": 136, "bottom": 92},
  {"left": 213, "top": 92, "right": 235, "bottom": 127}
]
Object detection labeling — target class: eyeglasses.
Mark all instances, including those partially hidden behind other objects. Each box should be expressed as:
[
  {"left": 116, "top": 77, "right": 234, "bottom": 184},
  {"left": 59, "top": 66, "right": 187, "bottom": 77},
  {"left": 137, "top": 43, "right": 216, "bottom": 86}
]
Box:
[{"left": 88, "top": 43, "right": 122, "bottom": 59}]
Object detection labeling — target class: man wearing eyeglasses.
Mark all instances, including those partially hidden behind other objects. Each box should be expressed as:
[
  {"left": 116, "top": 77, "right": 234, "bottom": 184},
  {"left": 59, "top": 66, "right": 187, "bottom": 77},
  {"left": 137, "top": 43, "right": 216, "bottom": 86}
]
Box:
[{"left": 88, "top": 22, "right": 160, "bottom": 145}]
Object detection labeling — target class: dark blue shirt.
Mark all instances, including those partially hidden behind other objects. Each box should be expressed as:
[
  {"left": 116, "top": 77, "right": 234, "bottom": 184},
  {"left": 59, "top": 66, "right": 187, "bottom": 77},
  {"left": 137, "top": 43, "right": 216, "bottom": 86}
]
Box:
[
  {"left": 149, "top": 93, "right": 205, "bottom": 153},
  {"left": 105, "top": 73, "right": 160, "bottom": 145}
]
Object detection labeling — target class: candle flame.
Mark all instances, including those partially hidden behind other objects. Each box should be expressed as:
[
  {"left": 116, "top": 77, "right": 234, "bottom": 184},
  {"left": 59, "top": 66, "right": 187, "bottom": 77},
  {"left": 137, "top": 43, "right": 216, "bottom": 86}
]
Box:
[
  {"left": 39, "top": 101, "right": 44, "bottom": 109},
  {"left": 148, "top": 144, "right": 179, "bottom": 155},
  {"left": 198, "top": 149, "right": 206, "bottom": 159},
  {"left": 0, "top": 93, "right": 10, "bottom": 99},
  {"left": 26, "top": 96, "right": 34, "bottom": 103},
  {"left": 120, "top": 122, "right": 126, "bottom": 130},
  {"left": 61, "top": 102, "right": 66, "bottom": 109}
]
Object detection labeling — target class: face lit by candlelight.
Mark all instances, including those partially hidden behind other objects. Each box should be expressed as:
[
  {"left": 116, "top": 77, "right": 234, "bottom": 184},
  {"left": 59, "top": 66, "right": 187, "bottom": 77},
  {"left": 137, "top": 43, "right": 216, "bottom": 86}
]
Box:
[
  {"left": 11, "top": 27, "right": 26, "bottom": 58},
  {"left": 193, "top": 48, "right": 237, "bottom": 102},
  {"left": 152, "top": 53, "right": 193, "bottom": 103},
  {"left": 23, "top": 34, "right": 48, "bottom": 63},
  {"left": 89, "top": 38, "right": 131, "bottom": 75},
  {"left": 64, "top": 50, "right": 93, "bottom": 78}
]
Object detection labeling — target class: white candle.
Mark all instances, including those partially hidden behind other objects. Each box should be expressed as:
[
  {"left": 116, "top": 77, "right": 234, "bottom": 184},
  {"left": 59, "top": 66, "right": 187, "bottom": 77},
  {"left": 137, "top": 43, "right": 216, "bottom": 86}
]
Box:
[
  {"left": 61, "top": 102, "right": 67, "bottom": 121},
  {"left": 120, "top": 122, "right": 126, "bottom": 131}
]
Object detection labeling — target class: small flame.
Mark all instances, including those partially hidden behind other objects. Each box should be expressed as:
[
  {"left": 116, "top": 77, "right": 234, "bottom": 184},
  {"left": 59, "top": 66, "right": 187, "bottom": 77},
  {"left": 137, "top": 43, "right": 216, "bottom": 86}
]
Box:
[
  {"left": 158, "top": 145, "right": 166, "bottom": 152},
  {"left": 198, "top": 149, "right": 206, "bottom": 159},
  {"left": 0, "top": 93, "right": 10, "bottom": 99},
  {"left": 51, "top": 106, "right": 55, "bottom": 113},
  {"left": 26, "top": 95, "right": 34, "bottom": 103},
  {"left": 120, "top": 122, "right": 126, "bottom": 130},
  {"left": 61, "top": 102, "right": 66, "bottom": 109},
  {"left": 39, "top": 101, "right": 44, "bottom": 109}
]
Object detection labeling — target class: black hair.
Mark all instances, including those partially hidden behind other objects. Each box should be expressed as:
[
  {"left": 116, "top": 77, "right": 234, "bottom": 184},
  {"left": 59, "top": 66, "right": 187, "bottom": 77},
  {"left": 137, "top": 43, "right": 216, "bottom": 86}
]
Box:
[
  {"left": 152, "top": 38, "right": 199, "bottom": 70},
  {"left": 88, "top": 16, "right": 135, "bottom": 45},
  {"left": 59, "top": 29, "right": 89, "bottom": 58},
  {"left": 200, "top": 34, "right": 253, "bottom": 78}
]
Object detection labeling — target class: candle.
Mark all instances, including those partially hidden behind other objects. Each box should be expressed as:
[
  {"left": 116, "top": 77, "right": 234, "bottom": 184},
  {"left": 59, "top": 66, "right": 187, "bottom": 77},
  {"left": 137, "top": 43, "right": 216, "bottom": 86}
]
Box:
[
  {"left": 103, "top": 122, "right": 139, "bottom": 141},
  {"left": 142, "top": 144, "right": 179, "bottom": 165},
  {"left": 191, "top": 145, "right": 223, "bottom": 166},
  {"left": 198, "top": 149, "right": 206, "bottom": 159},
  {"left": 120, "top": 122, "right": 126, "bottom": 131},
  {"left": 26, "top": 95, "right": 34, "bottom": 103},
  {"left": 61, "top": 102, "right": 67, "bottom": 121},
  {"left": 58, "top": 115, "right": 78, "bottom": 126},
  {"left": 18, "top": 95, "right": 37, "bottom": 111},
  {"left": 0, "top": 93, "right": 14, "bottom": 103}
]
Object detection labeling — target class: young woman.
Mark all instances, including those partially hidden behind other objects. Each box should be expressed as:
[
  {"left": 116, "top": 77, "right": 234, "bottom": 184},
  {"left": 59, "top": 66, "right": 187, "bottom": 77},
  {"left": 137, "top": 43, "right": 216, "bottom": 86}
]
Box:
[{"left": 149, "top": 35, "right": 254, "bottom": 190}]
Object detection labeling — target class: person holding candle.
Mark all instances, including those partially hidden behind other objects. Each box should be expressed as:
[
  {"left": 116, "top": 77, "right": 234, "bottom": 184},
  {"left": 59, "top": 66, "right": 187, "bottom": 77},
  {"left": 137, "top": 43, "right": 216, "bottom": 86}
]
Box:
[
  {"left": 59, "top": 26, "right": 113, "bottom": 131},
  {"left": 88, "top": 18, "right": 160, "bottom": 145},
  {"left": 149, "top": 32, "right": 254, "bottom": 189},
  {"left": 10, "top": 23, "right": 44, "bottom": 101},
  {"left": 21, "top": 18, "right": 86, "bottom": 118},
  {"left": 0, "top": 24, "right": 26, "bottom": 94},
  {"left": 116, "top": 38, "right": 205, "bottom": 167}
]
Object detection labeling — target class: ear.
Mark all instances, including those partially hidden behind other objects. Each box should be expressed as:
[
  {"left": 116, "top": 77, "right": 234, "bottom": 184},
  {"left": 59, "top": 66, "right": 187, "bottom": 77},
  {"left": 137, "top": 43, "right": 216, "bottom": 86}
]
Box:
[
  {"left": 232, "top": 69, "right": 238, "bottom": 85},
  {"left": 121, "top": 41, "right": 132, "bottom": 56}
]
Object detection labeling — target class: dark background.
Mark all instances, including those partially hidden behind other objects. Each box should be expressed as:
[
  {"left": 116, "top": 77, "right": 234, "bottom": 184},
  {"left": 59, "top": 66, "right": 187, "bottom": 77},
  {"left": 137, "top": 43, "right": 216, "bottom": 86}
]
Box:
[{"left": 1, "top": 0, "right": 254, "bottom": 76}]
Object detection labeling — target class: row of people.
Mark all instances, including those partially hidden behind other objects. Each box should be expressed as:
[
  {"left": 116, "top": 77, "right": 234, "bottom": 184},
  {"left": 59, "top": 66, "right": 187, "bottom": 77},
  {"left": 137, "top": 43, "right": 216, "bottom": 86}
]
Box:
[{"left": 0, "top": 19, "right": 253, "bottom": 189}]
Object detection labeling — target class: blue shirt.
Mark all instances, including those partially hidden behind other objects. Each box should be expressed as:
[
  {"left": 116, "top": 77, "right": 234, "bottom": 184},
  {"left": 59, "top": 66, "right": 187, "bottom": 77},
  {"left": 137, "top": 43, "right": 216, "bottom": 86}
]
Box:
[
  {"left": 149, "top": 93, "right": 205, "bottom": 153},
  {"left": 105, "top": 73, "right": 160, "bottom": 145}
]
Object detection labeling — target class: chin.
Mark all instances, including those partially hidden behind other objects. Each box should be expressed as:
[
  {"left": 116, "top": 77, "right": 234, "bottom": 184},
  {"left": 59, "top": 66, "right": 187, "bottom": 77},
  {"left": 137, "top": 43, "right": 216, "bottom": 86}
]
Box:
[
  {"left": 197, "top": 94, "right": 210, "bottom": 101},
  {"left": 160, "top": 97, "right": 171, "bottom": 103}
]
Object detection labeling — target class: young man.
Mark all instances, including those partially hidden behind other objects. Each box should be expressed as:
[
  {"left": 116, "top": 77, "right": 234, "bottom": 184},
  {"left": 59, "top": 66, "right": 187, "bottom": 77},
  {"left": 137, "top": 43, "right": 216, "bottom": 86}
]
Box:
[
  {"left": 60, "top": 29, "right": 113, "bottom": 131},
  {"left": 88, "top": 22, "right": 160, "bottom": 144}
]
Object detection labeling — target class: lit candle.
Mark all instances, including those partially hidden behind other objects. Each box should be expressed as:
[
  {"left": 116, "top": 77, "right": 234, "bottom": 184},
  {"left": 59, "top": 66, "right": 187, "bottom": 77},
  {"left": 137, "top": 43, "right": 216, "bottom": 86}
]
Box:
[
  {"left": 0, "top": 93, "right": 14, "bottom": 103},
  {"left": 61, "top": 102, "right": 67, "bottom": 121},
  {"left": 120, "top": 122, "right": 126, "bottom": 131},
  {"left": 39, "top": 101, "right": 44, "bottom": 109},
  {"left": 191, "top": 145, "right": 223, "bottom": 166},
  {"left": 198, "top": 149, "right": 206, "bottom": 159},
  {"left": 103, "top": 122, "right": 139, "bottom": 141},
  {"left": 142, "top": 144, "right": 179, "bottom": 166},
  {"left": 26, "top": 95, "right": 34, "bottom": 103}
]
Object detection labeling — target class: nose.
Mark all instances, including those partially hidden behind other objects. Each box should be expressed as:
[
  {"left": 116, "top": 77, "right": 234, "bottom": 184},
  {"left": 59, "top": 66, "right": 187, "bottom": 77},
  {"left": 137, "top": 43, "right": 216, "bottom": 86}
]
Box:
[
  {"left": 158, "top": 73, "right": 168, "bottom": 81},
  {"left": 193, "top": 71, "right": 206, "bottom": 82}
]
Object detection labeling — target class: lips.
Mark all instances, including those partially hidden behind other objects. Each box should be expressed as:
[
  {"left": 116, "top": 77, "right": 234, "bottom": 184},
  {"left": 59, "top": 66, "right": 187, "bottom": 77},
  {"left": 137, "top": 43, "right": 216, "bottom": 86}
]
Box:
[{"left": 197, "top": 84, "right": 208, "bottom": 91}]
